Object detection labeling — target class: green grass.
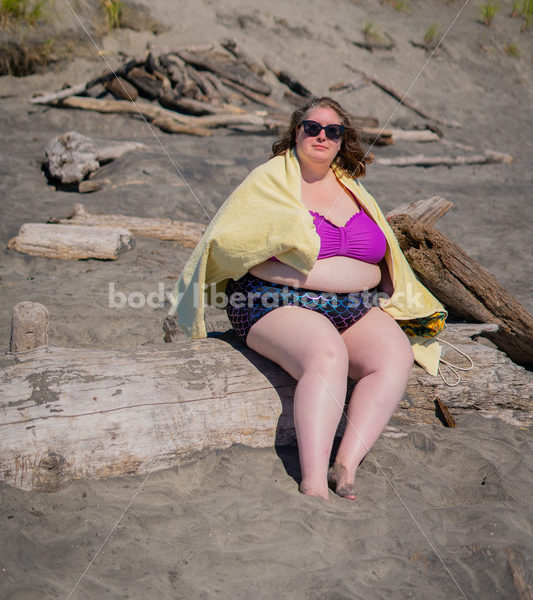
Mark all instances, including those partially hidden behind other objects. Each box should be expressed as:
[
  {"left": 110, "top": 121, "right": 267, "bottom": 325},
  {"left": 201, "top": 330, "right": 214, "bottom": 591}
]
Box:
[
  {"left": 100, "top": 0, "right": 123, "bottom": 30},
  {"left": 512, "top": 0, "right": 533, "bottom": 29},
  {"left": 381, "top": 0, "right": 411, "bottom": 12},
  {"left": 0, "top": 0, "right": 49, "bottom": 26},
  {"left": 503, "top": 41, "right": 520, "bottom": 56},
  {"left": 480, "top": 1, "right": 500, "bottom": 26},
  {"left": 424, "top": 23, "right": 440, "bottom": 44},
  {"left": 362, "top": 19, "right": 384, "bottom": 42}
]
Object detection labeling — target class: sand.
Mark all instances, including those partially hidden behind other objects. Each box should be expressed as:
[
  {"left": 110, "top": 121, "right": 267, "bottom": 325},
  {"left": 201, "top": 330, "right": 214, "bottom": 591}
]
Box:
[{"left": 1, "top": 0, "right": 532, "bottom": 598}]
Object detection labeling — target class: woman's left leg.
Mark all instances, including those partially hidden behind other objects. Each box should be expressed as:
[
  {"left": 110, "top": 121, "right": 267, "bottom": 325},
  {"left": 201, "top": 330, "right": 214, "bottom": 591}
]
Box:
[{"left": 329, "top": 308, "right": 414, "bottom": 498}]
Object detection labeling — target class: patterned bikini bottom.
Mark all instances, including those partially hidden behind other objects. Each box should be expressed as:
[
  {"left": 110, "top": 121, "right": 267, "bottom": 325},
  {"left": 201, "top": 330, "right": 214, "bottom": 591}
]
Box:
[{"left": 225, "top": 272, "right": 379, "bottom": 342}]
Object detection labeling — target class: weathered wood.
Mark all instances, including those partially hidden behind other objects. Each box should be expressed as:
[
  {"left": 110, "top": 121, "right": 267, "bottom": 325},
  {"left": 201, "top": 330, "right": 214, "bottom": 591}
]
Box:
[
  {"left": 188, "top": 112, "right": 286, "bottom": 130},
  {"left": 177, "top": 49, "right": 272, "bottom": 96},
  {"left": 158, "top": 90, "right": 245, "bottom": 115},
  {"left": 30, "top": 59, "right": 143, "bottom": 104},
  {"left": 10, "top": 302, "right": 49, "bottom": 352},
  {"left": 185, "top": 64, "right": 215, "bottom": 97},
  {"left": 48, "top": 95, "right": 193, "bottom": 124},
  {"left": 507, "top": 547, "right": 533, "bottom": 600},
  {"left": 125, "top": 66, "right": 163, "bottom": 100},
  {"left": 329, "top": 78, "right": 371, "bottom": 94},
  {"left": 219, "top": 77, "right": 279, "bottom": 108},
  {"left": 389, "top": 215, "right": 533, "bottom": 368},
  {"left": 51, "top": 203, "right": 206, "bottom": 246},
  {"left": 220, "top": 37, "right": 266, "bottom": 76},
  {"left": 151, "top": 116, "right": 213, "bottom": 136},
  {"left": 435, "top": 398, "right": 456, "bottom": 427},
  {"left": 386, "top": 128, "right": 441, "bottom": 143},
  {"left": 375, "top": 150, "right": 513, "bottom": 167},
  {"left": 103, "top": 76, "right": 139, "bottom": 101},
  {"left": 344, "top": 64, "right": 461, "bottom": 128},
  {"left": 7, "top": 223, "right": 135, "bottom": 260},
  {"left": 263, "top": 53, "right": 313, "bottom": 97},
  {"left": 386, "top": 196, "right": 453, "bottom": 226},
  {"left": 0, "top": 323, "right": 531, "bottom": 491},
  {"left": 158, "top": 53, "right": 185, "bottom": 87},
  {"left": 43, "top": 96, "right": 275, "bottom": 135},
  {"left": 43, "top": 130, "right": 147, "bottom": 184},
  {"left": 31, "top": 82, "right": 88, "bottom": 104},
  {"left": 203, "top": 71, "right": 234, "bottom": 103}
]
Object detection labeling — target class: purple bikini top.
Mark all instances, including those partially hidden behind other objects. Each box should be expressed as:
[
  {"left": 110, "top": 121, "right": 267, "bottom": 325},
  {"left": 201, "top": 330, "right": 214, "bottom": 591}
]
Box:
[{"left": 272, "top": 192, "right": 387, "bottom": 264}]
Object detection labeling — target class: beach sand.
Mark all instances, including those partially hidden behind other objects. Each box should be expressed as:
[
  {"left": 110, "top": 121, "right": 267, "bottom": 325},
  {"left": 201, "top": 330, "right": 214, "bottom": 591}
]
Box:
[{"left": 1, "top": 0, "right": 532, "bottom": 598}]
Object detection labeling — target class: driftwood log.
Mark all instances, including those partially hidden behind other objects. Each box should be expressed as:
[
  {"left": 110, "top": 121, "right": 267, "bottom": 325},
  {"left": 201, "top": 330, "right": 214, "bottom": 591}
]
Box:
[
  {"left": 177, "top": 49, "right": 272, "bottom": 96},
  {"left": 375, "top": 150, "right": 513, "bottom": 167},
  {"left": 46, "top": 96, "right": 283, "bottom": 136},
  {"left": 51, "top": 203, "right": 206, "bottom": 247},
  {"left": 220, "top": 38, "right": 266, "bottom": 77},
  {"left": 386, "top": 196, "right": 453, "bottom": 226},
  {"left": 506, "top": 547, "right": 533, "bottom": 600},
  {"left": 1, "top": 323, "right": 531, "bottom": 491},
  {"left": 329, "top": 77, "right": 371, "bottom": 94},
  {"left": 103, "top": 75, "right": 139, "bottom": 101},
  {"left": 389, "top": 214, "right": 533, "bottom": 368},
  {"left": 44, "top": 131, "right": 147, "bottom": 185},
  {"left": 7, "top": 223, "right": 135, "bottom": 260},
  {"left": 263, "top": 54, "right": 313, "bottom": 98},
  {"left": 344, "top": 64, "right": 461, "bottom": 128}
]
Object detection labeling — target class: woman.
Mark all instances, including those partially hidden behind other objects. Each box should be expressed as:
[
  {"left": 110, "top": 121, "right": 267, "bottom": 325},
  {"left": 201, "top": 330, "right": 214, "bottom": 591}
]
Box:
[{"left": 171, "top": 97, "right": 446, "bottom": 502}]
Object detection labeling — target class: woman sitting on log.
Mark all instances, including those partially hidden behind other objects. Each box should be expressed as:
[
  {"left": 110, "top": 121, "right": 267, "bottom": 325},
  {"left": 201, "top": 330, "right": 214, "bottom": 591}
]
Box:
[{"left": 171, "top": 97, "right": 446, "bottom": 502}]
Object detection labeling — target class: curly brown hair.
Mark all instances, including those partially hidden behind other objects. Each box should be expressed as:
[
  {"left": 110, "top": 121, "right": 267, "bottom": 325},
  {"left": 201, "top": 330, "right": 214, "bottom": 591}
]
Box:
[{"left": 270, "top": 97, "right": 373, "bottom": 178}]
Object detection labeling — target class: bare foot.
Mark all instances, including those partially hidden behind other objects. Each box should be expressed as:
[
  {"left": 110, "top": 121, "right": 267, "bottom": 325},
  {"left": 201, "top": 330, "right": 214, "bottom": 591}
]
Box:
[
  {"left": 327, "top": 463, "right": 356, "bottom": 501},
  {"left": 298, "top": 481, "right": 331, "bottom": 502}
]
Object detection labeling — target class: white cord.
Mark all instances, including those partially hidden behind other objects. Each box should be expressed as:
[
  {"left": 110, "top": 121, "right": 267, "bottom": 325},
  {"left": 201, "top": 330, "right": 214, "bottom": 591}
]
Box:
[{"left": 438, "top": 338, "right": 474, "bottom": 387}]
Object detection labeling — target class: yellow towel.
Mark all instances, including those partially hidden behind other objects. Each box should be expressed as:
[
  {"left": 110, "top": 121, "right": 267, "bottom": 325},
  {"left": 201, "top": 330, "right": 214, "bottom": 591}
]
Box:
[{"left": 170, "top": 149, "right": 447, "bottom": 375}]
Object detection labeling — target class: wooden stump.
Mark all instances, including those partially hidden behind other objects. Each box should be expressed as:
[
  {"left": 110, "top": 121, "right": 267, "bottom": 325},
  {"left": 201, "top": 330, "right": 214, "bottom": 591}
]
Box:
[
  {"left": 10, "top": 302, "right": 49, "bottom": 352},
  {"left": 44, "top": 130, "right": 147, "bottom": 185},
  {"left": 7, "top": 223, "right": 135, "bottom": 260}
]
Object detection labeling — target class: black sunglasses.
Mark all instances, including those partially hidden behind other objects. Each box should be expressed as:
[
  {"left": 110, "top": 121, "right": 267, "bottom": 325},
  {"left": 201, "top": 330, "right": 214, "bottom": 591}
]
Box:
[{"left": 301, "top": 120, "right": 345, "bottom": 141}]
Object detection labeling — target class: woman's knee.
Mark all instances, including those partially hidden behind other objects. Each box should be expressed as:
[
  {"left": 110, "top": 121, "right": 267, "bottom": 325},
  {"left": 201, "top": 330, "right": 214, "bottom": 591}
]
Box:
[{"left": 303, "top": 335, "right": 349, "bottom": 377}]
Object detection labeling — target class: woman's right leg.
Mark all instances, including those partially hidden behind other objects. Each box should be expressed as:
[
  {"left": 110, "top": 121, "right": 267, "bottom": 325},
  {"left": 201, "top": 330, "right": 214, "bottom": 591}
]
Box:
[{"left": 246, "top": 306, "right": 349, "bottom": 501}]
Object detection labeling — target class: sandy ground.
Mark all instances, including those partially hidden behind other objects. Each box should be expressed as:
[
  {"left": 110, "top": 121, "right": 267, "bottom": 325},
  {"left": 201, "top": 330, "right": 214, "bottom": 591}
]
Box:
[{"left": 1, "top": 0, "right": 532, "bottom": 598}]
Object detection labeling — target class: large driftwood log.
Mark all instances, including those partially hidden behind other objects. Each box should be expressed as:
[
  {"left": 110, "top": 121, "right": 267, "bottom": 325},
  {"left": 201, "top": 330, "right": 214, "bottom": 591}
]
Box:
[
  {"left": 7, "top": 223, "right": 134, "bottom": 260},
  {"left": 51, "top": 203, "right": 206, "bottom": 247},
  {"left": 386, "top": 196, "right": 453, "bottom": 226},
  {"left": 375, "top": 150, "right": 513, "bottom": 167},
  {"left": 50, "top": 95, "right": 192, "bottom": 122},
  {"left": 45, "top": 96, "right": 279, "bottom": 135},
  {"left": 1, "top": 324, "right": 531, "bottom": 491},
  {"left": 389, "top": 214, "right": 533, "bottom": 368},
  {"left": 44, "top": 131, "right": 147, "bottom": 184}
]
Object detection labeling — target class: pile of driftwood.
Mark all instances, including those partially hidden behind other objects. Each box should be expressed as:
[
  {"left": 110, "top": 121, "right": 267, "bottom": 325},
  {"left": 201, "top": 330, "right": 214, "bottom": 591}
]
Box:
[
  {"left": 29, "top": 41, "right": 438, "bottom": 145},
  {"left": 30, "top": 40, "right": 514, "bottom": 168},
  {"left": 30, "top": 42, "right": 310, "bottom": 137}
]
